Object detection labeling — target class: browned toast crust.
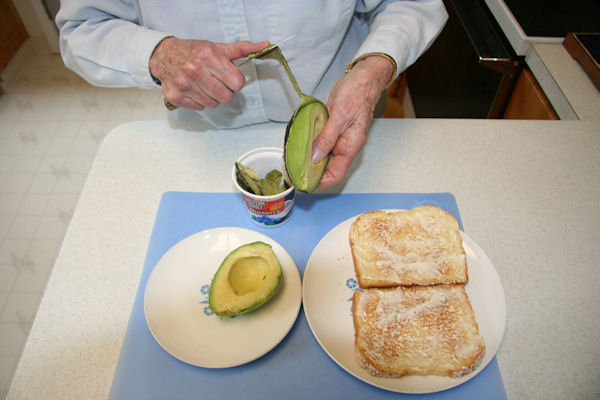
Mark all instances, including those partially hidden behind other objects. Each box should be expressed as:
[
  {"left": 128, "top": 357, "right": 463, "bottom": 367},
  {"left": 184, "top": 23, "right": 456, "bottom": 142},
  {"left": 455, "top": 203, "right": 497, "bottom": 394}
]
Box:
[
  {"left": 350, "top": 206, "right": 468, "bottom": 288},
  {"left": 353, "top": 285, "right": 485, "bottom": 378}
]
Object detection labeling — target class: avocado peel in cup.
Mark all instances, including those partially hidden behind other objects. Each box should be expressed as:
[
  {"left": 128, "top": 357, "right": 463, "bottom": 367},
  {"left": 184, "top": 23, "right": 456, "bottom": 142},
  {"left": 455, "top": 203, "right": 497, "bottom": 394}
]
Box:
[{"left": 235, "top": 162, "right": 289, "bottom": 196}]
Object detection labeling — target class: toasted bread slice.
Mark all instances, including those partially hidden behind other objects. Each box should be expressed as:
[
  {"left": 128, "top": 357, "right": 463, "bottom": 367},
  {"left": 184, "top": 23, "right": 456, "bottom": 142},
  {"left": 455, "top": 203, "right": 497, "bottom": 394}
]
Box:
[
  {"left": 353, "top": 285, "right": 485, "bottom": 378},
  {"left": 349, "top": 205, "right": 467, "bottom": 287}
]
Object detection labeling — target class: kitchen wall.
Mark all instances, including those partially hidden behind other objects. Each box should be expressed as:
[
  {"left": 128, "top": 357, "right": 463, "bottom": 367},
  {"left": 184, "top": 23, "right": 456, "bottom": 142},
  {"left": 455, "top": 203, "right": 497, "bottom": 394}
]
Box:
[{"left": 12, "top": 0, "right": 59, "bottom": 54}]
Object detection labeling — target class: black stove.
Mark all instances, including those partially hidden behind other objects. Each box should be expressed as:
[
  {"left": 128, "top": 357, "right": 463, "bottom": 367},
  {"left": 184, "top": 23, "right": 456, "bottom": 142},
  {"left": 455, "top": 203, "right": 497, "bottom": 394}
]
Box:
[{"left": 503, "top": 0, "right": 600, "bottom": 38}]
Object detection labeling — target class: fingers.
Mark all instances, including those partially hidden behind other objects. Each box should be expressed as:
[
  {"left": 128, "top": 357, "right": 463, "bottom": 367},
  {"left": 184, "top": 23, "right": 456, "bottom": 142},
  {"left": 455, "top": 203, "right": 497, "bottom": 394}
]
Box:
[
  {"left": 311, "top": 106, "right": 350, "bottom": 162},
  {"left": 177, "top": 58, "right": 238, "bottom": 105},
  {"left": 153, "top": 38, "right": 269, "bottom": 110},
  {"left": 161, "top": 76, "right": 218, "bottom": 111},
  {"left": 313, "top": 72, "right": 381, "bottom": 189},
  {"left": 220, "top": 40, "right": 270, "bottom": 62},
  {"left": 318, "top": 152, "right": 353, "bottom": 189},
  {"left": 173, "top": 44, "right": 243, "bottom": 106},
  {"left": 317, "top": 121, "right": 369, "bottom": 188},
  {"left": 200, "top": 40, "right": 269, "bottom": 93}
]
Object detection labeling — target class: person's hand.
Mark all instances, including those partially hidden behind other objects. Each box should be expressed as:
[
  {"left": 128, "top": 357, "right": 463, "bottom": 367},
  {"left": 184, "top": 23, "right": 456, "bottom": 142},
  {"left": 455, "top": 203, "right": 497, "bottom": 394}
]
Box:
[
  {"left": 149, "top": 37, "right": 268, "bottom": 110},
  {"left": 311, "top": 55, "right": 395, "bottom": 189}
]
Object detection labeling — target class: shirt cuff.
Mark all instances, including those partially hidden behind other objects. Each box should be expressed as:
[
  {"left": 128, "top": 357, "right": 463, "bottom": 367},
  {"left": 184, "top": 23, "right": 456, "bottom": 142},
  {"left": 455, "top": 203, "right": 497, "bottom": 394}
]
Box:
[{"left": 127, "top": 28, "right": 174, "bottom": 89}]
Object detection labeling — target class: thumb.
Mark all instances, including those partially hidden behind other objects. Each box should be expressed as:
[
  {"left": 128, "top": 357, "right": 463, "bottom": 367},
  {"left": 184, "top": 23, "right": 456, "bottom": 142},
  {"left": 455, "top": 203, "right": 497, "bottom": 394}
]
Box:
[
  {"left": 311, "top": 112, "right": 346, "bottom": 162},
  {"left": 221, "top": 40, "right": 270, "bottom": 61}
]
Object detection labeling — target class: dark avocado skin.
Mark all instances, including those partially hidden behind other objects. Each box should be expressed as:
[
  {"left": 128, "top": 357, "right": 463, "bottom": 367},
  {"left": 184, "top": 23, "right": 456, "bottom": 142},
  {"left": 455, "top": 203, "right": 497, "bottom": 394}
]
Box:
[
  {"left": 283, "top": 113, "right": 295, "bottom": 185},
  {"left": 235, "top": 162, "right": 262, "bottom": 195},
  {"left": 284, "top": 117, "right": 293, "bottom": 147},
  {"left": 235, "top": 168, "right": 253, "bottom": 193}
]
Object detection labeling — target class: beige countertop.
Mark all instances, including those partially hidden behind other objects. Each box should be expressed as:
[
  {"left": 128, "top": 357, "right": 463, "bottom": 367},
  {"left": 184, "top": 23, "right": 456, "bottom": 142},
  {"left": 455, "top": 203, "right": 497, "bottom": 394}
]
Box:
[
  {"left": 528, "top": 42, "right": 600, "bottom": 121},
  {"left": 6, "top": 118, "right": 600, "bottom": 400}
]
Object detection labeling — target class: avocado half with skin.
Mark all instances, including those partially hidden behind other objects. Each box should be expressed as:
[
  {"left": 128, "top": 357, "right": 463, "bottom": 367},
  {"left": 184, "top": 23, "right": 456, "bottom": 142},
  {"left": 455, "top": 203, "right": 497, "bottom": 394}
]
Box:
[
  {"left": 208, "top": 241, "right": 282, "bottom": 317},
  {"left": 284, "top": 100, "right": 329, "bottom": 193}
]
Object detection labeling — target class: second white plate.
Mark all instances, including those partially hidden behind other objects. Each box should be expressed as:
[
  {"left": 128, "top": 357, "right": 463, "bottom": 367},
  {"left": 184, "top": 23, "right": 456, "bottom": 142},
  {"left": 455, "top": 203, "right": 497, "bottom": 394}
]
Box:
[
  {"left": 144, "top": 227, "right": 302, "bottom": 368},
  {"left": 302, "top": 212, "right": 506, "bottom": 393}
]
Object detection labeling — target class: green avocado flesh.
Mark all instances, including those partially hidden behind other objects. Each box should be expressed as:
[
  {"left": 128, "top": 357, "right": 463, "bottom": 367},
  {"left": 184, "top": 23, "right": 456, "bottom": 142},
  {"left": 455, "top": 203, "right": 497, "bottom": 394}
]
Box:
[
  {"left": 284, "top": 101, "right": 329, "bottom": 193},
  {"left": 235, "top": 162, "right": 289, "bottom": 196},
  {"left": 208, "top": 242, "right": 282, "bottom": 317}
]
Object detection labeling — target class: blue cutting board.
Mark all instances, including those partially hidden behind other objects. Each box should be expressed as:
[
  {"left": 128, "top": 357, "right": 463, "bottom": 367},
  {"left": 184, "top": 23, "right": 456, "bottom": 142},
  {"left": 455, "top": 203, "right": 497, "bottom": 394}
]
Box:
[{"left": 109, "top": 192, "right": 506, "bottom": 400}]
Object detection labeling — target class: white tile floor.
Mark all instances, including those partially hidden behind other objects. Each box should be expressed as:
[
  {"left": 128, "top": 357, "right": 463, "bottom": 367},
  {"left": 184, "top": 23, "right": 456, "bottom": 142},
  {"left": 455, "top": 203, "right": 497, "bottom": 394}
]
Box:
[{"left": 0, "top": 49, "right": 167, "bottom": 399}]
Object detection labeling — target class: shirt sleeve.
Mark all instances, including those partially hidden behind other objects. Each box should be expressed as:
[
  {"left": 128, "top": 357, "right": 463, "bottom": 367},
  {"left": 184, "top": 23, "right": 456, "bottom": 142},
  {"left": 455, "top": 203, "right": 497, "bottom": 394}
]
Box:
[
  {"left": 56, "top": 1, "right": 171, "bottom": 89},
  {"left": 354, "top": 0, "right": 448, "bottom": 82}
]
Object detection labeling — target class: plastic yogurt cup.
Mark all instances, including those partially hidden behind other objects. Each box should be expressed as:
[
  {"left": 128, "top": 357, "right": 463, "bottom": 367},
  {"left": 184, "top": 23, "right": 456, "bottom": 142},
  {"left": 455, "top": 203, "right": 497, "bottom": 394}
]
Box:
[{"left": 232, "top": 147, "right": 295, "bottom": 227}]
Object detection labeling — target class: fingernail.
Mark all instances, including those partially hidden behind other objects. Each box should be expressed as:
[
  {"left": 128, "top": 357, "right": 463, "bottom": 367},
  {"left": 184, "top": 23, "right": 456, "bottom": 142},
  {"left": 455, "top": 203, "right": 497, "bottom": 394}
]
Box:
[{"left": 312, "top": 146, "right": 325, "bottom": 163}]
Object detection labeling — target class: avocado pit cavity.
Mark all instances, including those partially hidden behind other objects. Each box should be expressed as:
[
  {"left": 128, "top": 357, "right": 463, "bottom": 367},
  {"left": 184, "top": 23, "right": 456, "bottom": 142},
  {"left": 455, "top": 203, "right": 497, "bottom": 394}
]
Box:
[
  {"left": 209, "top": 241, "right": 282, "bottom": 317},
  {"left": 228, "top": 256, "right": 269, "bottom": 295}
]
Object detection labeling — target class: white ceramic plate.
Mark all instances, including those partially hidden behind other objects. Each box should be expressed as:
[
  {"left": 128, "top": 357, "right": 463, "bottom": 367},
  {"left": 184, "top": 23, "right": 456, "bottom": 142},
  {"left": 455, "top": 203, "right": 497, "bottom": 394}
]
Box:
[
  {"left": 144, "top": 227, "right": 302, "bottom": 368},
  {"left": 302, "top": 212, "right": 506, "bottom": 394}
]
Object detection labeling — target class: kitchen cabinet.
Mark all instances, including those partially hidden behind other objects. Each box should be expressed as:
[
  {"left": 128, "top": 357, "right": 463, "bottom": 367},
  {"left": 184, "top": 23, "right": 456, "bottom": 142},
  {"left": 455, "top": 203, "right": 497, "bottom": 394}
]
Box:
[
  {"left": 0, "top": 0, "right": 28, "bottom": 86},
  {"left": 383, "top": 72, "right": 410, "bottom": 118},
  {"left": 503, "top": 67, "right": 559, "bottom": 120}
]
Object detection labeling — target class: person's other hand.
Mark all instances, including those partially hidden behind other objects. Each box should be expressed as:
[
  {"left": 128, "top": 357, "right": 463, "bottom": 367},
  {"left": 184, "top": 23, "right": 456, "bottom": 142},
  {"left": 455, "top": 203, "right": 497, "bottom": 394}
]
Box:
[
  {"left": 149, "top": 38, "right": 268, "bottom": 110},
  {"left": 311, "top": 55, "right": 394, "bottom": 189}
]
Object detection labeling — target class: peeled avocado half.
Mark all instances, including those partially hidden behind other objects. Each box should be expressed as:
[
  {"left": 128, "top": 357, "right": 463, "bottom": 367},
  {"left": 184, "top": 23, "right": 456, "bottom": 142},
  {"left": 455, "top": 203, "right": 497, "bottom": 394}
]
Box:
[
  {"left": 284, "top": 100, "right": 329, "bottom": 193},
  {"left": 209, "top": 242, "right": 282, "bottom": 317}
]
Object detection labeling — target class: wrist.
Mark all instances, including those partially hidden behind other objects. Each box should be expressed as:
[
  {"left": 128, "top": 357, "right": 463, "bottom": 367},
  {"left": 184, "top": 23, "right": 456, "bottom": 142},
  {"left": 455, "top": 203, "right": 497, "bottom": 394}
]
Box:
[
  {"left": 149, "top": 36, "right": 175, "bottom": 86},
  {"left": 345, "top": 53, "right": 397, "bottom": 88}
]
